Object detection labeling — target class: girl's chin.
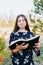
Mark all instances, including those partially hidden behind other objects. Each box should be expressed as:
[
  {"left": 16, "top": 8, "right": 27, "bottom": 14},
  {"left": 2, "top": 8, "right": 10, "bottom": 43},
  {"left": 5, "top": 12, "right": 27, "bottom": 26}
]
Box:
[
  {"left": 20, "top": 26, "right": 25, "bottom": 28},
  {"left": 20, "top": 27, "right": 25, "bottom": 28}
]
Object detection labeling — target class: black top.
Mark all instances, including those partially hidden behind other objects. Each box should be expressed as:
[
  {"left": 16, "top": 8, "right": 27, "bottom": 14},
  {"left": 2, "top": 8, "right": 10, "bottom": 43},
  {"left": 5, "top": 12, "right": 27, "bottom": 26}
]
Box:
[{"left": 9, "top": 31, "right": 40, "bottom": 65}]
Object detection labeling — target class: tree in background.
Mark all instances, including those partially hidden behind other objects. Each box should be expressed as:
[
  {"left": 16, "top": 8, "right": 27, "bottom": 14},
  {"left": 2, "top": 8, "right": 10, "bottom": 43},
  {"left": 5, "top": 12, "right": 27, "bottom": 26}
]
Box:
[
  {"left": 29, "top": 14, "right": 43, "bottom": 34},
  {"left": 29, "top": 0, "right": 43, "bottom": 34},
  {"left": 33, "top": 0, "right": 43, "bottom": 15}
]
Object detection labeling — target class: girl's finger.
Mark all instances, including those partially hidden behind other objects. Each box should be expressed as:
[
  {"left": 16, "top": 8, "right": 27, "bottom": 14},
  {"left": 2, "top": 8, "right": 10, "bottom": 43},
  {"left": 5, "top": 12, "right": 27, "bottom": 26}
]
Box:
[
  {"left": 35, "top": 43, "right": 38, "bottom": 45},
  {"left": 22, "top": 44, "right": 29, "bottom": 49},
  {"left": 33, "top": 46, "right": 39, "bottom": 48},
  {"left": 16, "top": 43, "right": 18, "bottom": 46},
  {"left": 20, "top": 43, "right": 25, "bottom": 46},
  {"left": 33, "top": 46, "right": 37, "bottom": 48},
  {"left": 22, "top": 43, "right": 29, "bottom": 47},
  {"left": 25, "top": 43, "right": 29, "bottom": 46}
]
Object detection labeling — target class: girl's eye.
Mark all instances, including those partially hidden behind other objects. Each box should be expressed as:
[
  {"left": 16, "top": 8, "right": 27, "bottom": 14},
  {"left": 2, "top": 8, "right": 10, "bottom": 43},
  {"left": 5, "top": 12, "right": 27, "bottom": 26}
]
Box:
[
  {"left": 18, "top": 20, "right": 21, "bottom": 23},
  {"left": 18, "top": 19, "right": 25, "bottom": 23}
]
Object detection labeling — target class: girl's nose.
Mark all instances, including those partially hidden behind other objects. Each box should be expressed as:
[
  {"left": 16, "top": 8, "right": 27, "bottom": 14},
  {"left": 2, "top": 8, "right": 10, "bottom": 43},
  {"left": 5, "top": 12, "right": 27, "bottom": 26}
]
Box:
[{"left": 20, "top": 20, "right": 23, "bottom": 23}]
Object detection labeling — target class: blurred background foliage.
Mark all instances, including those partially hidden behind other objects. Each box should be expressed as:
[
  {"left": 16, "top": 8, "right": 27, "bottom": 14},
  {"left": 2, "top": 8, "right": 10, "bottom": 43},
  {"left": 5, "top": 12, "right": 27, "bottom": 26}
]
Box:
[{"left": 0, "top": 0, "right": 43, "bottom": 65}]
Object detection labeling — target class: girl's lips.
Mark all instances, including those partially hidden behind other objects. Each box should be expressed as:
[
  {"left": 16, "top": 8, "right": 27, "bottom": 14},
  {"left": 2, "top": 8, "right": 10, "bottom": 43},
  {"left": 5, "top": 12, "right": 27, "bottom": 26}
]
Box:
[{"left": 20, "top": 24, "right": 24, "bottom": 26}]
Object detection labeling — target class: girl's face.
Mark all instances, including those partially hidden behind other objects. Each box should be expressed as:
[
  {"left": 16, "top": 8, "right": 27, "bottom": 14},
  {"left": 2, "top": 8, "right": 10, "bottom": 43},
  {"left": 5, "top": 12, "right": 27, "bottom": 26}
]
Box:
[{"left": 17, "top": 16, "right": 26, "bottom": 29}]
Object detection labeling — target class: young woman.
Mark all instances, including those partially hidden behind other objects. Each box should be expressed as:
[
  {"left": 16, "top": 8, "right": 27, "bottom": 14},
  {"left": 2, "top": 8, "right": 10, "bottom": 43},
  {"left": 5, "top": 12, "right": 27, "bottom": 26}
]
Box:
[{"left": 9, "top": 14, "right": 40, "bottom": 65}]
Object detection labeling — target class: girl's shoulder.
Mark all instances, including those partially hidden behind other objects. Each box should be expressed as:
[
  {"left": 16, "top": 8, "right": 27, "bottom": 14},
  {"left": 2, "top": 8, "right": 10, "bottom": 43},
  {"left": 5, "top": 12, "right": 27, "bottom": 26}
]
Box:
[
  {"left": 29, "top": 31, "right": 34, "bottom": 35},
  {"left": 12, "top": 31, "right": 34, "bottom": 34},
  {"left": 24, "top": 31, "right": 35, "bottom": 38},
  {"left": 10, "top": 31, "right": 34, "bottom": 36},
  {"left": 10, "top": 31, "right": 20, "bottom": 36}
]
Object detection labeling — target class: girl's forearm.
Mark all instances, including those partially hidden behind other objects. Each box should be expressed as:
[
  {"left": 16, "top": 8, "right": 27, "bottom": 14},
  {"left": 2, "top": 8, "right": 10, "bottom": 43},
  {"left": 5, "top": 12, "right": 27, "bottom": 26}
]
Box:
[{"left": 12, "top": 48, "right": 19, "bottom": 53}]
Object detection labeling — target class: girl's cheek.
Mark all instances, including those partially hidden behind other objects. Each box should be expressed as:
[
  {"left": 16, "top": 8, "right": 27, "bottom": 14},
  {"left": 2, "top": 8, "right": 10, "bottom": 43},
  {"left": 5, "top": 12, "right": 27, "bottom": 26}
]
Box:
[
  {"left": 17, "top": 21, "right": 26, "bottom": 27},
  {"left": 24, "top": 22, "right": 26, "bottom": 26},
  {"left": 17, "top": 23, "right": 21, "bottom": 27}
]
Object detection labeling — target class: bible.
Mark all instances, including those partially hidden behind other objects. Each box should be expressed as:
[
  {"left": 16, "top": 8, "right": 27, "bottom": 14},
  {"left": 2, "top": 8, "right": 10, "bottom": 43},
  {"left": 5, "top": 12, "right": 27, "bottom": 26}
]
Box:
[{"left": 9, "top": 35, "right": 40, "bottom": 49}]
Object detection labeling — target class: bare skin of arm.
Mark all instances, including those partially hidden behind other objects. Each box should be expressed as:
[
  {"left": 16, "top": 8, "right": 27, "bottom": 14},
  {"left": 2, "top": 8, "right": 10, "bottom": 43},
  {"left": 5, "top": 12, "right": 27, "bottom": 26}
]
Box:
[{"left": 12, "top": 43, "right": 29, "bottom": 53}]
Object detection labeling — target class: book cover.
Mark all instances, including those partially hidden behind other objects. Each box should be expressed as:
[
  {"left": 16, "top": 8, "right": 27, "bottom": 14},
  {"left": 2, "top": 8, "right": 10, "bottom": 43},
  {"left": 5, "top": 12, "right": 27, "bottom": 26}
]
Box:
[{"left": 9, "top": 35, "right": 40, "bottom": 49}]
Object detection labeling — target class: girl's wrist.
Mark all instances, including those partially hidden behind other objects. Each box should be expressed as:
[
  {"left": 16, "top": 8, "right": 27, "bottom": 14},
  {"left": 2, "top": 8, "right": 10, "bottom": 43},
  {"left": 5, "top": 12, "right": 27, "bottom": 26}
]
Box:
[{"left": 36, "top": 48, "right": 40, "bottom": 52}]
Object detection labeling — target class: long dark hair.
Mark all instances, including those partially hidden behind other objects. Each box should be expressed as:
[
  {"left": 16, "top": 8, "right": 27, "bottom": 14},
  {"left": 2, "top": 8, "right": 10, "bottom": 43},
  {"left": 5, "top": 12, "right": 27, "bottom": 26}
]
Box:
[{"left": 13, "top": 14, "right": 30, "bottom": 32}]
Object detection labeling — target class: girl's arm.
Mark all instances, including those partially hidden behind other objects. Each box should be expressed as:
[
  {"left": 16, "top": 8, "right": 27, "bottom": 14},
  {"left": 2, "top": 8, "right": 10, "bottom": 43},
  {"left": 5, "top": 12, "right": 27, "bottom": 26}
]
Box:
[
  {"left": 12, "top": 43, "right": 24, "bottom": 53},
  {"left": 12, "top": 43, "right": 29, "bottom": 53},
  {"left": 33, "top": 42, "right": 40, "bottom": 56}
]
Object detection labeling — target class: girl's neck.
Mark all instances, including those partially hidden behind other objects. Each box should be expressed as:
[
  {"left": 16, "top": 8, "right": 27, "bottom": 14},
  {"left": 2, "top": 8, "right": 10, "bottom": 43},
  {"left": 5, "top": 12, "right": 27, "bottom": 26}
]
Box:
[{"left": 18, "top": 28, "right": 28, "bottom": 32}]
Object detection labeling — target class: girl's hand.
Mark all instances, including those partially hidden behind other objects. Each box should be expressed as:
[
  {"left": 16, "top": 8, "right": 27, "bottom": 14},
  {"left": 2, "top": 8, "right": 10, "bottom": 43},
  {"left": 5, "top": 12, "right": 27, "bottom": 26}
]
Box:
[
  {"left": 12, "top": 43, "right": 24, "bottom": 53},
  {"left": 33, "top": 42, "right": 40, "bottom": 51},
  {"left": 16, "top": 43, "right": 25, "bottom": 51},
  {"left": 21, "top": 43, "right": 29, "bottom": 50},
  {"left": 16, "top": 43, "right": 29, "bottom": 50},
  {"left": 12, "top": 43, "right": 29, "bottom": 53}
]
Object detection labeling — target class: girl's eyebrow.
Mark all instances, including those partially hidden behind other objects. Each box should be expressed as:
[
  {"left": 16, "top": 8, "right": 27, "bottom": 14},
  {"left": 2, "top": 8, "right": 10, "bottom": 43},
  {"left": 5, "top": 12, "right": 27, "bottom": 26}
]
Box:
[{"left": 18, "top": 20, "right": 21, "bottom": 21}]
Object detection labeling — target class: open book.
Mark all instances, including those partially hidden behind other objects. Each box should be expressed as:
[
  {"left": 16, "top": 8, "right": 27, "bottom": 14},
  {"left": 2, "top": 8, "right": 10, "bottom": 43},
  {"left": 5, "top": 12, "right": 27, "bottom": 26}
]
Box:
[{"left": 9, "top": 35, "right": 40, "bottom": 49}]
